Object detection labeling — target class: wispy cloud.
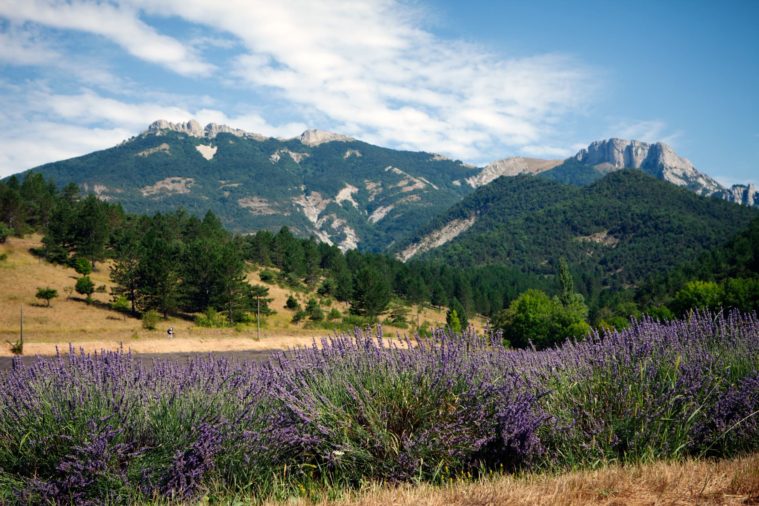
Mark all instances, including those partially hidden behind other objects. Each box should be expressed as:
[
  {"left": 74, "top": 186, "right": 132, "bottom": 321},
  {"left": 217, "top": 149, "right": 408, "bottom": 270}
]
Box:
[
  {"left": 0, "top": 0, "right": 213, "bottom": 76},
  {"left": 0, "top": 0, "right": 600, "bottom": 175},
  {"left": 611, "top": 119, "right": 682, "bottom": 146}
]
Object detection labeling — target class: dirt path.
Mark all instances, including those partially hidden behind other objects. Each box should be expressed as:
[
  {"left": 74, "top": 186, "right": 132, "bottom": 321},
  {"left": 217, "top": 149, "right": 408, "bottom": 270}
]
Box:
[{"left": 0, "top": 334, "right": 323, "bottom": 358}]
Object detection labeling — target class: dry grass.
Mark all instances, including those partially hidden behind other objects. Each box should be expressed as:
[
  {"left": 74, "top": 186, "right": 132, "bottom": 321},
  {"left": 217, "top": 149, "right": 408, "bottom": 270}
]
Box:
[
  {"left": 0, "top": 235, "right": 473, "bottom": 356},
  {"left": 269, "top": 454, "right": 759, "bottom": 506}
]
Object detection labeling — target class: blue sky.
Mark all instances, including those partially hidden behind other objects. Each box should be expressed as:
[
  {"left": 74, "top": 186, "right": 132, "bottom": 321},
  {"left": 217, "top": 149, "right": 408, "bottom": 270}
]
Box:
[{"left": 0, "top": 0, "right": 756, "bottom": 186}]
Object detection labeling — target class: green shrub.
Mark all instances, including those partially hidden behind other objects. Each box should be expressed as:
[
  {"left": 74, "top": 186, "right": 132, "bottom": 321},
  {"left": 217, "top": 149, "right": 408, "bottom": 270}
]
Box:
[
  {"left": 327, "top": 308, "right": 341, "bottom": 321},
  {"left": 111, "top": 295, "right": 130, "bottom": 314},
  {"left": 72, "top": 257, "right": 93, "bottom": 276},
  {"left": 141, "top": 310, "right": 161, "bottom": 330},
  {"left": 0, "top": 224, "right": 10, "bottom": 244},
  {"left": 195, "top": 307, "right": 230, "bottom": 328},
  {"left": 291, "top": 310, "right": 307, "bottom": 323},
  {"left": 285, "top": 294, "right": 300, "bottom": 310},
  {"left": 35, "top": 287, "right": 58, "bottom": 307},
  {"left": 74, "top": 276, "right": 94, "bottom": 304},
  {"left": 259, "top": 269, "right": 275, "bottom": 283},
  {"left": 305, "top": 298, "right": 324, "bottom": 321}
]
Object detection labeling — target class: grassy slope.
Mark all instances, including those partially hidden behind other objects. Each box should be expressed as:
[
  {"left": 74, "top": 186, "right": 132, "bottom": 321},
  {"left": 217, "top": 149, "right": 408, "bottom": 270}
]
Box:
[
  {"left": 0, "top": 235, "right": 455, "bottom": 356},
  {"left": 265, "top": 453, "right": 759, "bottom": 506}
]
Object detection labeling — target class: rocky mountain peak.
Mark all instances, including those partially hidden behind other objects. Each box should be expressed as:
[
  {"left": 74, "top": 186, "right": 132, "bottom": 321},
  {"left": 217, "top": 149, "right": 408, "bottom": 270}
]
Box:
[
  {"left": 466, "top": 157, "right": 561, "bottom": 188},
  {"left": 145, "top": 119, "right": 268, "bottom": 141},
  {"left": 298, "top": 129, "right": 354, "bottom": 147},
  {"left": 573, "top": 138, "right": 724, "bottom": 195}
]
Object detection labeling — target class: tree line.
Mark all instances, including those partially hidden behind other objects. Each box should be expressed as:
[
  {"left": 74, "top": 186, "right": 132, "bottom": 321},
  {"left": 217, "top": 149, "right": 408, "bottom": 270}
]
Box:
[{"left": 2, "top": 172, "right": 757, "bottom": 348}]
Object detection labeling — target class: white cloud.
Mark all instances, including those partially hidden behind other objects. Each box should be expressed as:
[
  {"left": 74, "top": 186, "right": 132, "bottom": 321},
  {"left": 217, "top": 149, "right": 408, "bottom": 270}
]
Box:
[
  {"left": 611, "top": 119, "right": 682, "bottom": 146},
  {"left": 128, "top": 0, "right": 597, "bottom": 160},
  {"left": 0, "top": 0, "right": 600, "bottom": 174},
  {"left": 0, "top": 85, "right": 306, "bottom": 176},
  {"left": 0, "top": 26, "right": 59, "bottom": 66},
  {"left": 0, "top": 0, "right": 213, "bottom": 76},
  {"left": 519, "top": 144, "right": 574, "bottom": 159}
]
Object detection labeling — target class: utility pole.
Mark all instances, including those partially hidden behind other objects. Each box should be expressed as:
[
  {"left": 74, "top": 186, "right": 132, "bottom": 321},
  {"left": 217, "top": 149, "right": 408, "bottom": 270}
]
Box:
[
  {"left": 19, "top": 305, "right": 23, "bottom": 350},
  {"left": 256, "top": 296, "right": 261, "bottom": 340}
]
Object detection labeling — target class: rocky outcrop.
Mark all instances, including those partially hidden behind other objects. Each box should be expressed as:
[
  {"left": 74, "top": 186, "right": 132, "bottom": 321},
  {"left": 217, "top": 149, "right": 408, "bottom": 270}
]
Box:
[
  {"left": 574, "top": 139, "right": 723, "bottom": 195},
  {"left": 720, "top": 184, "right": 758, "bottom": 207},
  {"left": 146, "top": 119, "right": 268, "bottom": 141},
  {"left": 397, "top": 216, "right": 476, "bottom": 261},
  {"left": 467, "top": 157, "right": 561, "bottom": 188},
  {"left": 299, "top": 129, "right": 353, "bottom": 146},
  {"left": 140, "top": 177, "right": 194, "bottom": 197}
]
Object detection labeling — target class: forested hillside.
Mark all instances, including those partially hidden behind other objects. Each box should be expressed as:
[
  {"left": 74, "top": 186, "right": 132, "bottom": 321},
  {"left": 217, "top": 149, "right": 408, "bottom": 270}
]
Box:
[{"left": 414, "top": 171, "right": 757, "bottom": 304}]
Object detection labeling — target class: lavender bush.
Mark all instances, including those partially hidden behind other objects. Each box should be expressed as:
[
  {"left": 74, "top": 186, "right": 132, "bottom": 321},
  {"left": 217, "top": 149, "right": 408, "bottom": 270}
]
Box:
[{"left": 0, "top": 312, "right": 757, "bottom": 504}]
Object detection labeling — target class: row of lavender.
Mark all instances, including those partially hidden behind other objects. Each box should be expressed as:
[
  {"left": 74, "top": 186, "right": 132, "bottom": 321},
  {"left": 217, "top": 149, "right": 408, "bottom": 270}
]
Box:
[{"left": 1, "top": 312, "right": 757, "bottom": 504}]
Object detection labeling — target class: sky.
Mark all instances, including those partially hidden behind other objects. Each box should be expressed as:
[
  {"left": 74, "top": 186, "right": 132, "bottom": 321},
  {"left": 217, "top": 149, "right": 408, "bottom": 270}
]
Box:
[{"left": 0, "top": 0, "right": 757, "bottom": 186}]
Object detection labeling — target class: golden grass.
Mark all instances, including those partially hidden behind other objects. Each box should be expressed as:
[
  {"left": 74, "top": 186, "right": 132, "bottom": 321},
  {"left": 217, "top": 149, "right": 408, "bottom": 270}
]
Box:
[
  {"left": 0, "top": 235, "right": 475, "bottom": 356},
  {"left": 268, "top": 454, "right": 759, "bottom": 506}
]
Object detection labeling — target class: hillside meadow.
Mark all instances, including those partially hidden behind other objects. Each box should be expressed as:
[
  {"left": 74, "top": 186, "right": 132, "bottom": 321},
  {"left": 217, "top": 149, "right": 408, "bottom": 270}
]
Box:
[{"left": 0, "top": 235, "right": 455, "bottom": 357}]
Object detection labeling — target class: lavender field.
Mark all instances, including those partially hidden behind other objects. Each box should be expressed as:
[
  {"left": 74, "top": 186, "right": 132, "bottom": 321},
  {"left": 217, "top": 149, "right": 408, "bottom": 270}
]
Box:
[{"left": 1, "top": 312, "right": 758, "bottom": 504}]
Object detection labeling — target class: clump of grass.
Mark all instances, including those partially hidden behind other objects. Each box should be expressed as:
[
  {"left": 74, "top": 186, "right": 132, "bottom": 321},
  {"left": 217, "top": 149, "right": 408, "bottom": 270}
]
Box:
[
  {"left": 195, "top": 307, "right": 231, "bottom": 328},
  {"left": 141, "top": 309, "right": 160, "bottom": 330}
]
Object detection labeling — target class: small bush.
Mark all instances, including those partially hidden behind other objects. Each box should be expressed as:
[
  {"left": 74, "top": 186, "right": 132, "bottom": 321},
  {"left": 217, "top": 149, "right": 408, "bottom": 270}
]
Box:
[
  {"left": 7, "top": 338, "right": 22, "bottom": 355},
  {"left": 72, "top": 257, "right": 93, "bottom": 276},
  {"left": 195, "top": 307, "right": 230, "bottom": 328},
  {"left": 111, "top": 295, "right": 130, "bottom": 314},
  {"left": 0, "top": 223, "right": 11, "bottom": 244},
  {"left": 291, "top": 310, "right": 307, "bottom": 323},
  {"left": 35, "top": 287, "right": 58, "bottom": 307},
  {"left": 74, "top": 276, "right": 94, "bottom": 303},
  {"left": 305, "top": 298, "right": 324, "bottom": 321},
  {"left": 142, "top": 310, "right": 161, "bottom": 330},
  {"left": 259, "top": 269, "right": 275, "bottom": 283},
  {"left": 285, "top": 294, "right": 300, "bottom": 310},
  {"left": 327, "top": 308, "right": 341, "bottom": 320}
]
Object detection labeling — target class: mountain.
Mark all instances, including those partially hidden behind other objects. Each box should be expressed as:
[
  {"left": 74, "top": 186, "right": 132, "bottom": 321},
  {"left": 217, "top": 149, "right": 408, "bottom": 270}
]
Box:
[
  {"left": 23, "top": 120, "right": 479, "bottom": 251},
  {"left": 463, "top": 157, "right": 562, "bottom": 188},
  {"left": 396, "top": 171, "right": 758, "bottom": 294},
  {"left": 14, "top": 123, "right": 757, "bottom": 254},
  {"left": 539, "top": 138, "right": 757, "bottom": 207}
]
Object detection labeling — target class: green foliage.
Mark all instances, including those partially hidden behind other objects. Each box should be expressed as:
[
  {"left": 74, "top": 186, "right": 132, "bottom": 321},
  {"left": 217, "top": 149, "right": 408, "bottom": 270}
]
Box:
[
  {"left": 285, "top": 294, "right": 300, "bottom": 310},
  {"left": 195, "top": 307, "right": 231, "bottom": 328},
  {"left": 0, "top": 223, "right": 10, "bottom": 243},
  {"left": 327, "top": 308, "right": 341, "bottom": 320},
  {"left": 72, "top": 257, "right": 93, "bottom": 275},
  {"left": 416, "top": 172, "right": 757, "bottom": 307},
  {"left": 110, "top": 295, "right": 130, "bottom": 314},
  {"left": 291, "top": 310, "right": 307, "bottom": 324},
  {"left": 672, "top": 280, "right": 723, "bottom": 314},
  {"left": 74, "top": 276, "right": 94, "bottom": 303},
  {"left": 259, "top": 269, "right": 275, "bottom": 283},
  {"left": 304, "top": 298, "right": 324, "bottom": 321},
  {"left": 446, "top": 308, "right": 462, "bottom": 333},
  {"left": 493, "top": 289, "right": 589, "bottom": 349},
  {"left": 385, "top": 303, "right": 409, "bottom": 328},
  {"left": 35, "top": 287, "right": 58, "bottom": 307},
  {"left": 7, "top": 338, "right": 22, "bottom": 355},
  {"left": 141, "top": 309, "right": 160, "bottom": 330},
  {"left": 350, "top": 265, "right": 391, "bottom": 319}
]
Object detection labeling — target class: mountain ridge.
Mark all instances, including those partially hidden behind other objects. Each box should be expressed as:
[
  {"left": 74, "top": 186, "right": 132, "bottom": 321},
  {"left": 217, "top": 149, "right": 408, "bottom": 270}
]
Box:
[{"left": 10, "top": 120, "right": 758, "bottom": 254}]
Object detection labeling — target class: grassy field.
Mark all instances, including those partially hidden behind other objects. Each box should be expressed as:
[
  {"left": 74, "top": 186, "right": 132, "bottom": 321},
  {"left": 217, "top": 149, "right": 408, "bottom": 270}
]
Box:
[
  {"left": 265, "top": 453, "right": 759, "bottom": 505},
  {"left": 0, "top": 235, "right": 458, "bottom": 356}
]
